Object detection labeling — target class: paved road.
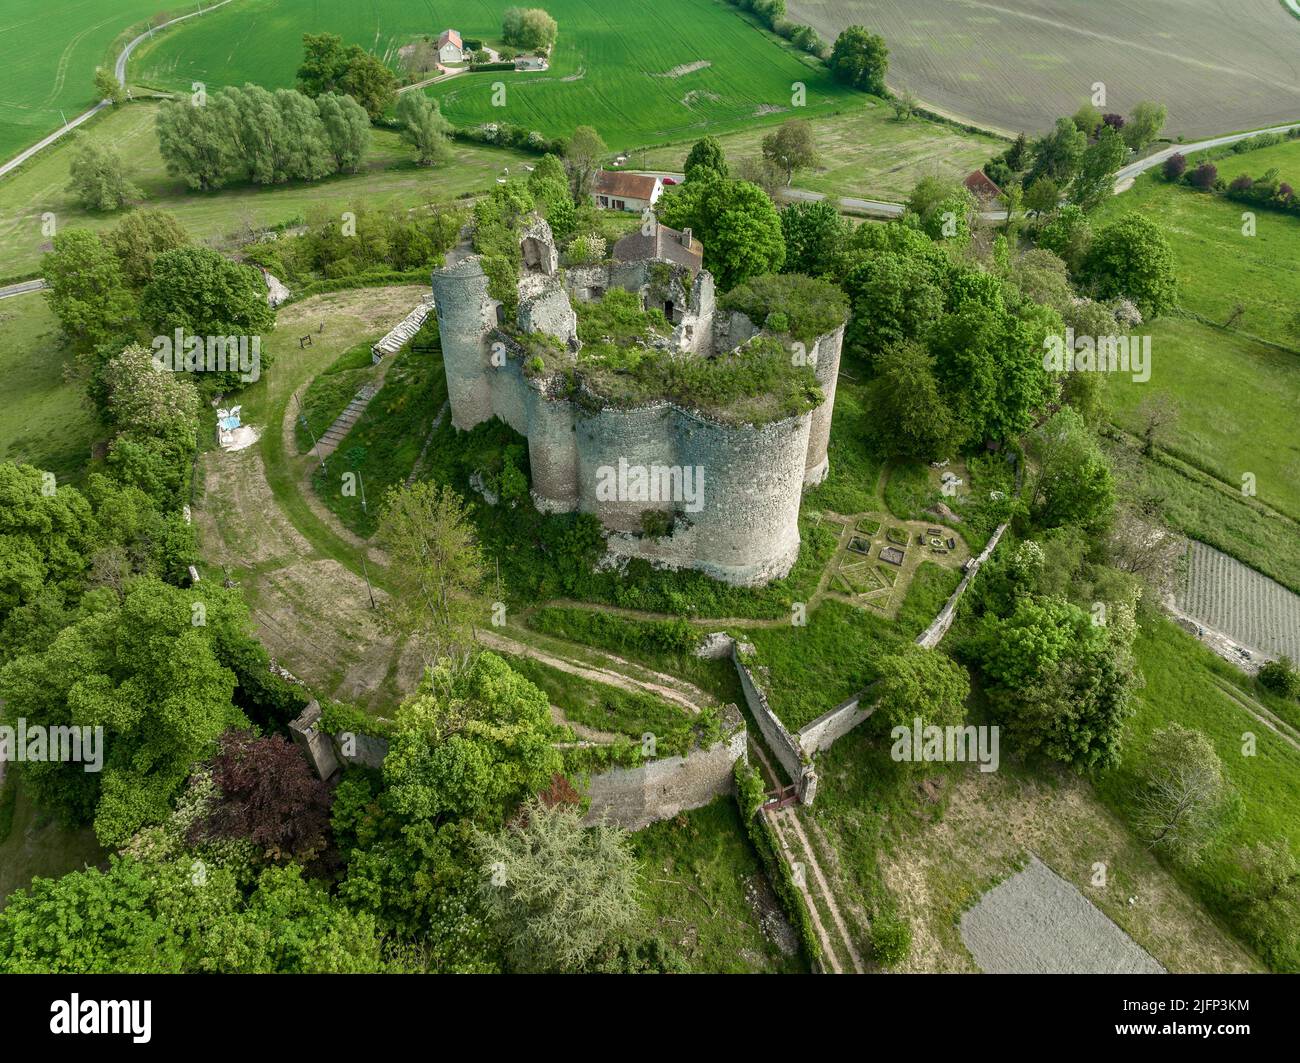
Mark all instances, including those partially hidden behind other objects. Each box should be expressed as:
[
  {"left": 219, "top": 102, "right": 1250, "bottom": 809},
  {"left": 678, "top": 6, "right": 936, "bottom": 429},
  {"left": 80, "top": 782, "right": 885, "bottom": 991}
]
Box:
[
  {"left": 0, "top": 0, "right": 235, "bottom": 182},
  {"left": 0, "top": 279, "right": 46, "bottom": 301},
  {"left": 634, "top": 120, "right": 1300, "bottom": 220}
]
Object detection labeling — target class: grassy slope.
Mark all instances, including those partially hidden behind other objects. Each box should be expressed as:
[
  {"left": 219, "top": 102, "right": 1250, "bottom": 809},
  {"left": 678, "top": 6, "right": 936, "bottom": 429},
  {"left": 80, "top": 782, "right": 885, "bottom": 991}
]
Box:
[
  {"left": 0, "top": 293, "right": 97, "bottom": 483},
  {"left": 0, "top": 0, "right": 164, "bottom": 162},
  {"left": 129, "top": 0, "right": 861, "bottom": 150},
  {"left": 1190, "top": 136, "right": 1300, "bottom": 187},
  {"left": 640, "top": 101, "right": 1002, "bottom": 201},
  {"left": 1092, "top": 169, "right": 1300, "bottom": 348},
  {"left": 0, "top": 101, "right": 528, "bottom": 279}
]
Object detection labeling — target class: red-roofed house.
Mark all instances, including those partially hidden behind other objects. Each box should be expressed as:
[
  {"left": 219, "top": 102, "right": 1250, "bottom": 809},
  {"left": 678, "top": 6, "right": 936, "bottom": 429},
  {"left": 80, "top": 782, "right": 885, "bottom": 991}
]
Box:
[
  {"left": 437, "top": 29, "right": 464, "bottom": 64},
  {"left": 590, "top": 170, "right": 663, "bottom": 213},
  {"left": 963, "top": 169, "right": 1004, "bottom": 203}
]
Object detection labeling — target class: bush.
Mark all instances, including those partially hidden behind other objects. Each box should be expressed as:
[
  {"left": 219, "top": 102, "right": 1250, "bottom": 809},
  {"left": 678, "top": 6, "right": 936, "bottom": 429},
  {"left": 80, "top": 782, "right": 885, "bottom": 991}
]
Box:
[
  {"left": 1259, "top": 658, "right": 1300, "bottom": 699},
  {"left": 869, "top": 912, "right": 912, "bottom": 967},
  {"left": 1162, "top": 153, "right": 1187, "bottom": 181}
]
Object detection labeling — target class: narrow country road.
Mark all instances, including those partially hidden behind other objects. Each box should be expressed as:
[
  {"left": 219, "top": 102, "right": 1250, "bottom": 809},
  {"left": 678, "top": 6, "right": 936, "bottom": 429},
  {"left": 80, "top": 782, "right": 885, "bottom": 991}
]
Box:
[
  {"left": 0, "top": 0, "right": 236, "bottom": 182},
  {"left": 0, "top": 280, "right": 47, "bottom": 301}
]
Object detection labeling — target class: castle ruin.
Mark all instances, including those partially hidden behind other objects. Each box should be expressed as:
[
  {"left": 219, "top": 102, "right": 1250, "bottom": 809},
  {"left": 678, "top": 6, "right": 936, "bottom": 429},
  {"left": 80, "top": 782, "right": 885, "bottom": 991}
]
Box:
[{"left": 430, "top": 216, "right": 846, "bottom": 586}]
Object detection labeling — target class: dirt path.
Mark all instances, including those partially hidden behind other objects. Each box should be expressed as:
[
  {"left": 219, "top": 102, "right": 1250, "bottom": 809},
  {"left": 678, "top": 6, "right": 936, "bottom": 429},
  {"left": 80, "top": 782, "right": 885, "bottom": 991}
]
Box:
[
  {"left": 477, "top": 630, "right": 707, "bottom": 713},
  {"left": 764, "top": 805, "right": 864, "bottom": 973}
]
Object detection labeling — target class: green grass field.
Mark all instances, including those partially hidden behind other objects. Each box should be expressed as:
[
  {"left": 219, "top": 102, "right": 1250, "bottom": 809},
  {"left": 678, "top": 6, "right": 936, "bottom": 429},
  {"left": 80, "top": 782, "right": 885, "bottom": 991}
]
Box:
[
  {"left": 1189, "top": 135, "right": 1300, "bottom": 188},
  {"left": 0, "top": 101, "right": 527, "bottom": 280},
  {"left": 1106, "top": 317, "right": 1300, "bottom": 522},
  {"left": 0, "top": 293, "right": 97, "bottom": 483},
  {"left": 640, "top": 101, "right": 1002, "bottom": 201},
  {"left": 129, "top": 0, "right": 862, "bottom": 150},
  {"left": 0, "top": 0, "right": 166, "bottom": 163},
  {"left": 1092, "top": 170, "right": 1300, "bottom": 348}
]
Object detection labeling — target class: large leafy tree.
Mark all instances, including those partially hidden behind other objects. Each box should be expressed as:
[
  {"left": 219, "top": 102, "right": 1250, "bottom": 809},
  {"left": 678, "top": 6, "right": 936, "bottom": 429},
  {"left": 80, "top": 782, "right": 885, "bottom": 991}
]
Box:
[
  {"left": 1027, "top": 407, "right": 1116, "bottom": 531},
  {"left": 0, "top": 463, "right": 98, "bottom": 617},
  {"left": 564, "top": 124, "right": 607, "bottom": 202},
  {"left": 657, "top": 175, "right": 785, "bottom": 289},
  {"left": 1070, "top": 124, "right": 1127, "bottom": 211},
  {"left": 382, "top": 653, "right": 561, "bottom": 826},
  {"left": 0, "top": 579, "right": 249, "bottom": 846},
  {"left": 761, "top": 119, "right": 817, "bottom": 186},
  {"left": 1027, "top": 117, "right": 1088, "bottom": 187},
  {"left": 67, "top": 140, "right": 140, "bottom": 211},
  {"left": 139, "top": 246, "right": 274, "bottom": 339},
  {"left": 314, "top": 92, "right": 370, "bottom": 173},
  {"left": 1083, "top": 211, "right": 1177, "bottom": 317},
  {"left": 683, "top": 135, "right": 728, "bottom": 182},
  {"left": 828, "top": 25, "right": 889, "bottom": 95},
  {"left": 864, "top": 341, "right": 963, "bottom": 461},
  {"left": 297, "top": 33, "right": 395, "bottom": 119},
  {"left": 0, "top": 855, "right": 389, "bottom": 973},
  {"left": 103, "top": 209, "right": 191, "bottom": 290},
  {"left": 473, "top": 798, "right": 642, "bottom": 972},
  {"left": 870, "top": 645, "right": 971, "bottom": 746},
  {"left": 155, "top": 97, "right": 238, "bottom": 191},
  {"left": 779, "top": 200, "right": 848, "bottom": 276},
  {"left": 395, "top": 92, "right": 453, "bottom": 166},
  {"left": 1133, "top": 723, "right": 1236, "bottom": 865},
  {"left": 42, "top": 229, "right": 136, "bottom": 348}
]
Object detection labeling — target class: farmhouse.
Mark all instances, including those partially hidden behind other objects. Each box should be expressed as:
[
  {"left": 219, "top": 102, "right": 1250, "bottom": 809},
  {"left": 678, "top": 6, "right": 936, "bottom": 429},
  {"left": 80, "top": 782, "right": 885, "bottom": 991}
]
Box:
[
  {"left": 963, "top": 169, "right": 1004, "bottom": 204},
  {"left": 591, "top": 170, "right": 663, "bottom": 212},
  {"left": 437, "top": 29, "right": 463, "bottom": 64}
]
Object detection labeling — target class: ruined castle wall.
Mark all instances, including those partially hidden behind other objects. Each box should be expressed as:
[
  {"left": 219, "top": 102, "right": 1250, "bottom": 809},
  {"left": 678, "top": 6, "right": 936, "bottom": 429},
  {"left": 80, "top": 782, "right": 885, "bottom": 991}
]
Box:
[
  {"left": 430, "top": 258, "right": 494, "bottom": 430},
  {"left": 803, "top": 324, "right": 845, "bottom": 486},
  {"left": 525, "top": 382, "right": 581, "bottom": 512}
]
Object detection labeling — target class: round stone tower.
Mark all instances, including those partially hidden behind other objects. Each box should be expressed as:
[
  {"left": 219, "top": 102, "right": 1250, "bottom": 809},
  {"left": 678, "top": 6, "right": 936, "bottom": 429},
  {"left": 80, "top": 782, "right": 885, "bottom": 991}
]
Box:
[
  {"left": 430, "top": 256, "right": 494, "bottom": 430},
  {"left": 803, "top": 323, "right": 845, "bottom": 486}
]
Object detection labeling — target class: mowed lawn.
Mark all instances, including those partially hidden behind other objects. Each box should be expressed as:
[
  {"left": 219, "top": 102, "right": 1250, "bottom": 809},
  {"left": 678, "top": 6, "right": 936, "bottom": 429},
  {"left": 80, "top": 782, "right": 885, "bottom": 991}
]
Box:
[
  {"left": 128, "top": 0, "right": 862, "bottom": 149},
  {"left": 0, "top": 0, "right": 163, "bottom": 163},
  {"left": 0, "top": 101, "right": 528, "bottom": 279},
  {"left": 1106, "top": 318, "right": 1300, "bottom": 522},
  {"left": 0, "top": 292, "right": 97, "bottom": 484},
  {"left": 640, "top": 100, "right": 1002, "bottom": 201}
]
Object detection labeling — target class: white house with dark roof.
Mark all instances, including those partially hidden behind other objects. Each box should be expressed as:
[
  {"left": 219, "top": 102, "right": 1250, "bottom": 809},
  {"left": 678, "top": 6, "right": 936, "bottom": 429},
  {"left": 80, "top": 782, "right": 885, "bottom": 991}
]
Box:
[
  {"left": 437, "top": 29, "right": 464, "bottom": 64},
  {"left": 590, "top": 170, "right": 663, "bottom": 213}
]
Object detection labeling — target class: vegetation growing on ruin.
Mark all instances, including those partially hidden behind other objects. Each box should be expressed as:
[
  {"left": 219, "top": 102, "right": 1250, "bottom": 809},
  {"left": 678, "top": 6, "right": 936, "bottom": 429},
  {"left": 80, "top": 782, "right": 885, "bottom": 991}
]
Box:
[{"left": 718, "top": 272, "right": 849, "bottom": 345}]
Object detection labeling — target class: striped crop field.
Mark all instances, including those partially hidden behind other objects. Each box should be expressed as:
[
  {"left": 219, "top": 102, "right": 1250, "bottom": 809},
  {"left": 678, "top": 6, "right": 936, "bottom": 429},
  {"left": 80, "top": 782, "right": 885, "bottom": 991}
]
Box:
[
  {"left": 1177, "top": 541, "right": 1300, "bottom": 660},
  {"left": 785, "top": 0, "right": 1300, "bottom": 138},
  {"left": 129, "top": 0, "right": 862, "bottom": 150}
]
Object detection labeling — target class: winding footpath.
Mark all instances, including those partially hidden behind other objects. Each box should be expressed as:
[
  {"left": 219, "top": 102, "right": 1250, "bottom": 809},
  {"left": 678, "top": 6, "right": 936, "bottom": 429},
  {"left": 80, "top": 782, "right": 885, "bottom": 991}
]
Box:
[{"left": 0, "top": 0, "right": 236, "bottom": 183}]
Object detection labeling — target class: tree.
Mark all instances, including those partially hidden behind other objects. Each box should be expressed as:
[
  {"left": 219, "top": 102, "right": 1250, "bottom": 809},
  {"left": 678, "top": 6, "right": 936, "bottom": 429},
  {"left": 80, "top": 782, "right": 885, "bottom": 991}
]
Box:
[
  {"left": 503, "top": 8, "right": 559, "bottom": 51},
  {"left": 297, "top": 32, "right": 349, "bottom": 96},
  {"left": 473, "top": 797, "right": 641, "bottom": 972},
  {"left": 1122, "top": 101, "right": 1167, "bottom": 152},
  {"left": 1083, "top": 212, "right": 1177, "bottom": 317},
  {"left": 841, "top": 248, "right": 945, "bottom": 360},
  {"left": 395, "top": 91, "right": 452, "bottom": 165},
  {"left": 0, "top": 463, "right": 97, "bottom": 619},
  {"left": 155, "top": 97, "right": 237, "bottom": 191},
  {"left": 315, "top": 92, "right": 370, "bottom": 172},
  {"left": 0, "top": 855, "right": 389, "bottom": 973},
  {"left": 103, "top": 209, "right": 191, "bottom": 290},
  {"left": 905, "top": 175, "right": 976, "bottom": 244},
  {"left": 683, "top": 135, "right": 728, "bottom": 182},
  {"left": 1134, "top": 724, "right": 1235, "bottom": 864},
  {"left": 1070, "top": 124, "right": 1126, "bottom": 210},
  {"left": 94, "top": 67, "right": 124, "bottom": 106},
  {"left": 197, "top": 729, "right": 332, "bottom": 862},
  {"left": 1189, "top": 161, "right": 1217, "bottom": 190},
  {"left": 564, "top": 124, "right": 607, "bottom": 202},
  {"left": 1071, "top": 102, "right": 1103, "bottom": 136},
  {"left": 1163, "top": 152, "right": 1187, "bottom": 181},
  {"left": 828, "top": 26, "right": 889, "bottom": 95},
  {"left": 383, "top": 653, "right": 561, "bottom": 826},
  {"left": 864, "top": 341, "right": 963, "bottom": 461},
  {"left": 871, "top": 644, "right": 970, "bottom": 745},
  {"left": 1036, "top": 202, "right": 1092, "bottom": 272},
  {"left": 0, "top": 579, "right": 247, "bottom": 846},
  {"left": 1258, "top": 658, "right": 1300, "bottom": 699},
  {"left": 339, "top": 47, "right": 397, "bottom": 119},
  {"left": 891, "top": 88, "right": 917, "bottom": 122},
  {"left": 656, "top": 176, "right": 785, "bottom": 289},
  {"left": 140, "top": 246, "right": 275, "bottom": 344},
  {"left": 1134, "top": 392, "right": 1179, "bottom": 456},
  {"left": 376, "top": 482, "right": 485, "bottom": 661},
  {"left": 1004, "top": 132, "right": 1030, "bottom": 173},
  {"left": 761, "top": 119, "right": 817, "bottom": 185},
  {"left": 1027, "top": 118, "right": 1087, "bottom": 187},
  {"left": 1023, "top": 176, "right": 1061, "bottom": 216},
  {"left": 42, "top": 229, "right": 136, "bottom": 348},
  {"left": 1027, "top": 408, "right": 1115, "bottom": 531},
  {"left": 67, "top": 140, "right": 140, "bottom": 211},
  {"left": 779, "top": 200, "right": 848, "bottom": 276},
  {"left": 969, "top": 594, "right": 1140, "bottom": 770}
]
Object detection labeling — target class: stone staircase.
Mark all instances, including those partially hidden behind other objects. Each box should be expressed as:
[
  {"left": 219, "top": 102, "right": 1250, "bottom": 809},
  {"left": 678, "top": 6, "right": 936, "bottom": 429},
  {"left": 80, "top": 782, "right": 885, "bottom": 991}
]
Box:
[
  {"left": 371, "top": 295, "right": 435, "bottom": 361},
  {"left": 316, "top": 383, "right": 379, "bottom": 460}
]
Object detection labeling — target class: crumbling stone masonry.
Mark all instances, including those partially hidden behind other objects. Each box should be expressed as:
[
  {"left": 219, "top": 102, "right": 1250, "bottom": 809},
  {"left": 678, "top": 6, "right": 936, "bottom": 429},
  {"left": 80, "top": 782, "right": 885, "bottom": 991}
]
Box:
[{"left": 429, "top": 217, "right": 846, "bottom": 586}]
